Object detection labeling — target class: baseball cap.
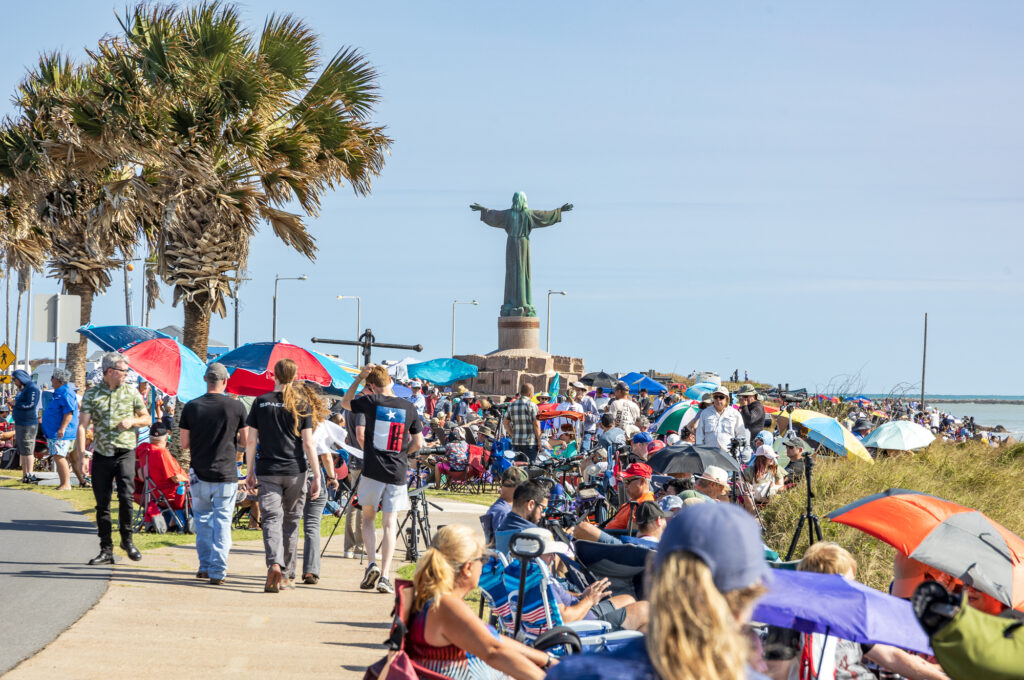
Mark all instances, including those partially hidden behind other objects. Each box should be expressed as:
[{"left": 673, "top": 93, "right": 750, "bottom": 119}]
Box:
[
  {"left": 696, "top": 465, "right": 729, "bottom": 486},
  {"left": 205, "top": 362, "right": 229, "bottom": 381},
  {"left": 635, "top": 500, "right": 667, "bottom": 525},
  {"left": 754, "top": 445, "right": 778, "bottom": 461},
  {"left": 655, "top": 503, "right": 772, "bottom": 592},
  {"left": 660, "top": 494, "right": 684, "bottom": 513},
  {"left": 500, "top": 467, "right": 529, "bottom": 487},
  {"left": 632, "top": 431, "right": 653, "bottom": 444},
  {"left": 617, "top": 462, "right": 653, "bottom": 480},
  {"left": 614, "top": 381, "right": 629, "bottom": 392},
  {"left": 410, "top": 380, "right": 422, "bottom": 389},
  {"left": 150, "top": 423, "right": 170, "bottom": 438},
  {"left": 516, "top": 527, "right": 573, "bottom": 558},
  {"left": 712, "top": 385, "right": 729, "bottom": 398},
  {"left": 647, "top": 440, "right": 666, "bottom": 455},
  {"left": 783, "top": 435, "right": 808, "bottom": 450}
]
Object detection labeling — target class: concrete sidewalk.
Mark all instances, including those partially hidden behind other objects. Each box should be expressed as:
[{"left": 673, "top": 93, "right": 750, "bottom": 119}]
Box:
[{"left": 5, "top": 497, "right": 487, "bottom": 679}]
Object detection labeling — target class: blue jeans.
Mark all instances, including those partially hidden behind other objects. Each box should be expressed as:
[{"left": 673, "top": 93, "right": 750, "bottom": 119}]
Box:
[{"left": 192, "top": 479, "right": 237, "bottom": 579}]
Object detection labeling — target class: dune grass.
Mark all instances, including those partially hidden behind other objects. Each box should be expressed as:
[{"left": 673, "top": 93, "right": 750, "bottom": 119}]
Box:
[{"left": 760, "top": 440, "right": 1024, "bottom": 591}]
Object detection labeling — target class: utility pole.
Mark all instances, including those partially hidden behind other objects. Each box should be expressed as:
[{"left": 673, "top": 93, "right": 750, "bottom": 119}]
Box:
[{"left": 920, "top": 313, "right": 928, "bottom": 408}]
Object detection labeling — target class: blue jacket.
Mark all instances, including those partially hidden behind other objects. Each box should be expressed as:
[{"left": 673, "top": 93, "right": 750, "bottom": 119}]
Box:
[
  {"left": 41, "top": 382, "right": 78, "bottom": 440},
  {"left": 12, "top": 370, "right": 40, "bottom": 427}
]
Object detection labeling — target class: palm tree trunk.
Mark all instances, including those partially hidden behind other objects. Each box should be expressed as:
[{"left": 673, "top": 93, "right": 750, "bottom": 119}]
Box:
[
  {"left": 5, "top": 266, "right": 9, "bottom": 346},
  {"left": 65, "top": 282, "right": 94, "bottom": 389},
  {"left": 183, "top": 298, "right": 210, "bottom": 361}
]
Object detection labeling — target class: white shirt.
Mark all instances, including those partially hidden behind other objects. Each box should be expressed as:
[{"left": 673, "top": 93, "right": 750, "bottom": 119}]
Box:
[
  {"left": 610, "top": 398, "right": 641, "bottom": 430},
  {"left": 695, "top": 406, "right": 748, "bottom": 453},
  {"left": 580, "top": 395, "right": 600, "bottom": 433}
]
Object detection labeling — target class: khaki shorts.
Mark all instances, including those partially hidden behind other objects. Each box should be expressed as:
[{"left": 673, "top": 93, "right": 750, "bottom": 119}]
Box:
[{"left": 357, "top": 476, "right": 409, "bottom": 513}]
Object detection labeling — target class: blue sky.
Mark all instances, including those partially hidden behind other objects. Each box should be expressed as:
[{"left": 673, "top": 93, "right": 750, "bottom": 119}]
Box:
[{"left": 2, "top": 1, "right": 1021, "bottom": 394}]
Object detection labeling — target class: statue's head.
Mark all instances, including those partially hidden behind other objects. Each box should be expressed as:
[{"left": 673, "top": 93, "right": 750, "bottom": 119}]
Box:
[{"left": 511, "top": 191, "right": 528, "bottom": 211}]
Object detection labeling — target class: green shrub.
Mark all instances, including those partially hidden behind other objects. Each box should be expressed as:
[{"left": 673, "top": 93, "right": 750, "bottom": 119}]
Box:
[{"left": 760, "top": 440, "right": 1024, "bottom": 591}]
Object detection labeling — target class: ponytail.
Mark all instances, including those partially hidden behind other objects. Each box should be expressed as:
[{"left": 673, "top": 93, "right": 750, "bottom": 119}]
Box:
[
  {"left": 412, "top": 524, "right": 481, "bottom": 612},
  {"left": 646, "top": 552, "right": 765, "bottom": 680}
]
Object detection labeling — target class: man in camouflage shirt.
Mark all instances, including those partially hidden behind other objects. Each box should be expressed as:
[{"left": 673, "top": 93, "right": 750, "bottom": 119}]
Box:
[{"left": 77, "top": 352, "right": 151, "bottom": 565}]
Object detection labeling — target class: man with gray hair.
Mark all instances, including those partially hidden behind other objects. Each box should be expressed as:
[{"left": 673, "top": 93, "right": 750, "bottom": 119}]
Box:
[
  {"left": 41, "top": 368, "right": 81, "bottom": 490},
  {"left": 180, "top": 363, "right": 248, "bottom": 585},
  {"left": 77, "top": 352, "right": 151, "bottom": 565}
]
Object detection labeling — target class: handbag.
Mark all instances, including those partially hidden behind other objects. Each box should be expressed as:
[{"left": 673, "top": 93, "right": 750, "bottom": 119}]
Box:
[{"left": 362, "top": 649, "right": 418, "bottom": 680}]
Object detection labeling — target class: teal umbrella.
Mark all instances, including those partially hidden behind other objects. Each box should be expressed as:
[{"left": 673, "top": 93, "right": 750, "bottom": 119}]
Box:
[{"left": 861, "top": 421, "right": 935, "bottom": 451}]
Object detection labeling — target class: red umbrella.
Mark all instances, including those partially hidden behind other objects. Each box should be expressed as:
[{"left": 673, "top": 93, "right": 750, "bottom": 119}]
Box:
[{"left": 827, "top": 489, "right": 1024, "bottom": 610}]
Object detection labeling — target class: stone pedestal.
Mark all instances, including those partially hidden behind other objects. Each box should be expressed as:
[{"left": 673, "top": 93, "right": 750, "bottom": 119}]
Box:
[
  {"left": 498, "top": 316, "right": 540, "bottom": 351},
  {"left": 448, "top": 314, "right": 584, "bottom": 398}
]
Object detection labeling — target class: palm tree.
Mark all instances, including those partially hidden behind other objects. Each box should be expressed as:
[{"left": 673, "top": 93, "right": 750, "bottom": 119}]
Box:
[
  {"left": 59, "top": 2, "right": 391, "bottom": 359},
  {"left": 0, "top": 54, "right": 145, "bottom": 387}
]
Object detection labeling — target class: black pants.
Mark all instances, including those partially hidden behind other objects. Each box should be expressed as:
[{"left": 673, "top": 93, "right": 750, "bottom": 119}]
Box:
[{"left": 92, "top": 449, "right": 136, "bottom": 549}]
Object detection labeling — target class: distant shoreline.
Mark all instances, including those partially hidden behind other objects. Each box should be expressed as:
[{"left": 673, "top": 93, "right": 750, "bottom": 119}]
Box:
[{"left": 924, "top": 399, "right": 1024, "bottom": 405}]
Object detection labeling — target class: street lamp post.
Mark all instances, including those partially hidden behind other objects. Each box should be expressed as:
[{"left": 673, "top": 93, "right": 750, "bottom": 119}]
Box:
[
  {"left": 272, "top": 274, "right": 307, "bottom": 341},
  {"left": 336, "top": 295, "right": 361, "bottom": 367},
  {"left": 546, "top": 290, "right": 567, "bottom": 353},
  {"left": 451, "top": 300, "right": 478, "bottom": 357}
]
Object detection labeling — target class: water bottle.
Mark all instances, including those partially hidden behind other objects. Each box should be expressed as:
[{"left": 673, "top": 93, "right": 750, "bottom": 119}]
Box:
[{"left": 176, "top": 481, "right": 185, "bottom": 496}]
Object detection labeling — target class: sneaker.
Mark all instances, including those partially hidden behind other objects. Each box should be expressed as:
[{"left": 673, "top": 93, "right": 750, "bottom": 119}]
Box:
[
  {"left": 209, "top": 577, "right": 226, "bottom": 585},
  {"left": 360, "top": 563, "right": 381, "bottom": 590},
  {"left": 343, "top": 550, "right": 355, "bottom": 559},
  {"left": 302, "top": 573, "right": 319, "bottom": 585},
  {"left": 88, "top": 550, "right": 115, "bottom": 565},
  {"left": 376, "top": 576, "right": 394, "bottom": 594}
]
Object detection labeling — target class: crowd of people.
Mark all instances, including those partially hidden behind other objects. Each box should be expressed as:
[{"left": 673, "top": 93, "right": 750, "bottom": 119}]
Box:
[{"left": 4, "top": 356, "right": 1020, "bottom": 678}]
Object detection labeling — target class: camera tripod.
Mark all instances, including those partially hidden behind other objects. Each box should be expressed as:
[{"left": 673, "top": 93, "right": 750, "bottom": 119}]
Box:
[
  {"left": 398, "top": 486, "right": 444, "bottom": 562},
  {"left": 785, "top": 452, "right": 823, "bottom": 560}
]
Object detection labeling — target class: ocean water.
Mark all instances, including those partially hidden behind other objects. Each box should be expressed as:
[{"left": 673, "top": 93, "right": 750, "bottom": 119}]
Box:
[{"left": 862, "top": 395, "right": 1024, "bottom": 437}]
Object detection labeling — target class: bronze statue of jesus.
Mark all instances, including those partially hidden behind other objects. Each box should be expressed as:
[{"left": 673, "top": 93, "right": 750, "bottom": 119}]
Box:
[{"left": 470, "top": 192, "right": 573, "bottom": 317}]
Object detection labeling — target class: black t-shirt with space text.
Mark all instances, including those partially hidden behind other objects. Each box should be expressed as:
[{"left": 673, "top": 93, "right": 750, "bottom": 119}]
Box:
[
  {"left": 180, "top": 393, "right": 247, "bottom": 483},
  {"left": 350, "top": 393, "right": 422, "bottom": 485},
  {"left": 245, "top": 392, "right": 314, "bottom": 476}
]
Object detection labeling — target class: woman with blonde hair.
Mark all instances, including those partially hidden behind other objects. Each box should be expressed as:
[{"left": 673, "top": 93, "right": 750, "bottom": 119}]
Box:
[
  {"left": 548, "top": 503, "right": 773, "bottom": 680},
  {"left": 407, "top": 524, "right": 553, "bottom": 679},
  {"left": 244, "top": 358, "right": 322, "bottom": 592}
]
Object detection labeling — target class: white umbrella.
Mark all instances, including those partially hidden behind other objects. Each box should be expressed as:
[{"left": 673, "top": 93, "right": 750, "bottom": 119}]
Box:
[{"left": 861, "top": 421, "right": 935, "bottom": 451}]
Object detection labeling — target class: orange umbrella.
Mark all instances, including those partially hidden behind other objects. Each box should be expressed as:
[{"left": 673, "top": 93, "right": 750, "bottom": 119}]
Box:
[{"left": 827, "top": 489, "right": 1024, "bottom": 610}]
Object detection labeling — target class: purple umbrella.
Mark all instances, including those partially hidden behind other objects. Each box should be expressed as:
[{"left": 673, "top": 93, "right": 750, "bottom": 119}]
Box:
[{"left": 754, "top": 569, "right": 932, "bottom": 655}]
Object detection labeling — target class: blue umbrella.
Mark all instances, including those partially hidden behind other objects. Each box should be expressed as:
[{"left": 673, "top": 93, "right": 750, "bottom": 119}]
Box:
[
  {"left": 629, "top": 375, "right": 667, "bottom": 394},
  {"left": 407, "top": 357, "right": 478, "bottom": 385},
  {"left": 77, "top": 324, "right": 173, "bottom": 352},
  {"left": 754, "top": 568, "right": 932, "bottom": 655},
  {"left": 684, "top": 381, "right": 718, "bottom": 400}
]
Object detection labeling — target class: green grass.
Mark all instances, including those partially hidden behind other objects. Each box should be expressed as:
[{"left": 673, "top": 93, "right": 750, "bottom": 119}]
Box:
[
  {"left": 425, "top": 488, "right": 498, "bottom": 507},
  {"left": 0, "top": 472, "right": 358, "bottom": 553},
  {"left": 397, "top": 563, "right": 484, "bottom": 609},
  {"left": 760, "top": 440, "right": 1024, "bottom": 591}
]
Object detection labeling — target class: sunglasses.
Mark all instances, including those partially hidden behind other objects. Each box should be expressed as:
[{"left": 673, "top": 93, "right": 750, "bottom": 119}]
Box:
[{"left": 713, "top": 395, "right": 727, "bottom": 400}]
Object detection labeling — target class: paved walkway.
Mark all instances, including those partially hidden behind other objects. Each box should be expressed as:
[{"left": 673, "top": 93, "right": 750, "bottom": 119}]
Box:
[
  {"left": 0, "top": 487, "right": 111, "bottom": 675},
  {"left": 3, "top": 493, "right": 487, "bottom": 679}
]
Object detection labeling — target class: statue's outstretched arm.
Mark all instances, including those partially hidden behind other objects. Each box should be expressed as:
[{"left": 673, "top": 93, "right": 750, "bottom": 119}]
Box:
[
  {"left": 470, "top": 203, "right": 485, "bottom": 211},
  {"left": 561, "top": 203, "right": 574, "bottom": 212}
]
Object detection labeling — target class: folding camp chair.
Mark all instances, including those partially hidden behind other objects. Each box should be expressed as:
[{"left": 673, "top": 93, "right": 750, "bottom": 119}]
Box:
[
  {"left": 441, "top": 444, "right": 488, "bottom": 494},
  {"left": 478, "top": 552, "right": 514, "bottom": 634},
  {"left": 573, "top": 540, "right": 650, "bottom": 601},
  {"left": 503, "top": 532, "right": 643, "bottom": 654},
  {"left": 133, "top": 444, "right": 193, "bottom": 534}
]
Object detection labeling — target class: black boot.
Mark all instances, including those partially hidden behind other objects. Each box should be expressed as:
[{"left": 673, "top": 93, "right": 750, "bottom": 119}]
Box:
[
  {"left": 120, "top": 539, "right": 142, "bottom": 562},
  {"left": 88, "top": 549, "right": 115, "bottom": 565}
]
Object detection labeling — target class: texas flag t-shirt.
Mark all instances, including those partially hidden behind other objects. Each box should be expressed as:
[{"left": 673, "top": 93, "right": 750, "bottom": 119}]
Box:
[{"left": 350, "top": 393, "right": 423, "bottom": 485}]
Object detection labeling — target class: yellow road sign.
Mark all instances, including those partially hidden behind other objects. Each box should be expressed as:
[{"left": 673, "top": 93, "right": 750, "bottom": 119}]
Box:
[
  {"left": 0, "top": 344, "right": 13, "bottom": 372},
  {"left": 0, "top": 375, "right": 10, "bottom": 384}
]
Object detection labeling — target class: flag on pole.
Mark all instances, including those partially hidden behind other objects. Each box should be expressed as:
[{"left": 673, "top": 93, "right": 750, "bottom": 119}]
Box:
[{"left": 549, "top": 373, "right": 560, "bottom": 400}]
